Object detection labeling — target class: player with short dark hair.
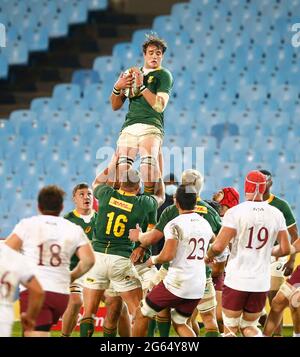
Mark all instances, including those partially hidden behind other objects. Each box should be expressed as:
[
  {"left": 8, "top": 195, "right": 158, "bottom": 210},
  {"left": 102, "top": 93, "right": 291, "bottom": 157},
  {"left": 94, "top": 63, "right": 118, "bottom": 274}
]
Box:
[
  {"left": 5, "top": 185, "right": 95, "bottom": 337},
  {"left": 133, "top": 184, "right": 214, "bottom": 337},
  {"left": 110, "top": 33, "right": 173, "bottom": 196}
]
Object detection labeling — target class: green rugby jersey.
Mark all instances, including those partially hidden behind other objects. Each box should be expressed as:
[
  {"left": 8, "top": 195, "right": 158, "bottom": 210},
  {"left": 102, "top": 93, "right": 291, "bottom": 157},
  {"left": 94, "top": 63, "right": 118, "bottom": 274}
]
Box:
[
  {"left": 267, "top": 194, "right": 296, "bottom": 228},
  {"left": 133, "top": 208, "right": 157, "bottom": 263},
  {"left": 93, "top": 185, "right": 158, "bottom": 258},
  {"left": 64, "top": 210, "right": 97, "bottom": 270},
  {"left": 121, "top": 67, "right": 173, "bottom": 134},
  {"left": 156, "top": 197, "right": 222, "bottom": 235}
]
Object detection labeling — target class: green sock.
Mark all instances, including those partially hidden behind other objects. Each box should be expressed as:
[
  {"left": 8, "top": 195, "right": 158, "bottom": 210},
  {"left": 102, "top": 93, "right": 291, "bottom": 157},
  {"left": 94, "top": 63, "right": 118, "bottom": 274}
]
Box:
[
  {"left": 147, "top": 318, "right": 157, "bottom": 337},
  {"left": 157, "top": 316, "right": 171, "bottom": 337},
  {"left": 205, "top": 330, "right": 220, "bottom": 337},
  {"left": 103, "top": 326, "right": 117, "bottom": 337},
  {"left": 80, "top": 317, "right": 95, "bottom": 337}
]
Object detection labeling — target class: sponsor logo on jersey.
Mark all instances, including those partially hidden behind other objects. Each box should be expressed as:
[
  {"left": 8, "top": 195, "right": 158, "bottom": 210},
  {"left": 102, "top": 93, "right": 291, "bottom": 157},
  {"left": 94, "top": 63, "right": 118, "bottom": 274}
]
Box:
[
  {"left": 194, "top": 205, "right": 208, "bottom": 214},
  {"left": 109, "top": 197, "right": 133, "bottom": 212},
  {"left": 147, "top": 76, "right": 154, "bottom": 83},
  {"left": 85, "top": 226, "right": 92, "bottom": 234}
]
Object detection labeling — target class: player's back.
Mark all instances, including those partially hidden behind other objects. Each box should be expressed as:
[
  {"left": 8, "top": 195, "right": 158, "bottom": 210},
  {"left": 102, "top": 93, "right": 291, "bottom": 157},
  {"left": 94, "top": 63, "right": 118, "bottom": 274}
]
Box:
[
  {"left": 0, "top": 243, "right": 34, "bottom": 305},
  {"left": 224, "top": 201, "right": 287, "bottom": 292},
  {"left": 163, "top": 213, "right": 213, "bottom": 299},
  {"left": 13, "top": 215, "right": 88, "bottom": 294},
  {"left": 0, "top": 242, "right": 35, "bottom": 336}
]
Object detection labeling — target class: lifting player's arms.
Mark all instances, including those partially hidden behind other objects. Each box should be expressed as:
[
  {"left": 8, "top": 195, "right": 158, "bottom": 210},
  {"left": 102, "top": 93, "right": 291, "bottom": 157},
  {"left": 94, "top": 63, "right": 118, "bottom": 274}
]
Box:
[{"left": 110, "top": 34, "right": 173, "bottom": 196}]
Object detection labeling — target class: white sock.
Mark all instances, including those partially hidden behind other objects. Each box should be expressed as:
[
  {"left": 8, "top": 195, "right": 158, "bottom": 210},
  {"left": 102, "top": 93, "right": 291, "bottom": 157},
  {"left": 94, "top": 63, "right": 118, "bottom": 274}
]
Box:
[{"left": 293, "top": 332, "right": 300, "bottom": 337}]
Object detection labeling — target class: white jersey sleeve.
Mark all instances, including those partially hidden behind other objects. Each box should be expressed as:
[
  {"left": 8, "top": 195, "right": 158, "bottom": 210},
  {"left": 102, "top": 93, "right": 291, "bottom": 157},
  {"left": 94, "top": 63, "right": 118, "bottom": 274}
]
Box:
[
  {"left": 163, "top": 221, "right": 181, "bottom": 241},
  {"left": 222, "top": 208, "right": 237, "bottom": 230}
]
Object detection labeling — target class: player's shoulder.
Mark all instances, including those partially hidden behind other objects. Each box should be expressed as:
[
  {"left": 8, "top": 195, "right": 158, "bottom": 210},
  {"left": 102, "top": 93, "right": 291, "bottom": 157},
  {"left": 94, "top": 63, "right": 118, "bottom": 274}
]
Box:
[
  {"left": 64, "top": 211, "right": 75, "bottom": 220},
  {"left": 138, "top": 194, "right": 158, "bottom": 208},
  {"left": 159, "top": 67, "right": 173, "bottom": 79},
  {"left": 271, "top": 194, "right": 292, "bottom": 210},
  {"left": 94, "top": 184, "right": 113, "bottom": 198}
]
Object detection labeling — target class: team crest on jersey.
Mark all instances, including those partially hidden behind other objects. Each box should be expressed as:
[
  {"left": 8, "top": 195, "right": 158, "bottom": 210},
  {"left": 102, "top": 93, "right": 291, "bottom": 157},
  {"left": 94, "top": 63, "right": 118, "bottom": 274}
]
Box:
[
  {"left": 109, "top": 197, "right": 133, "bottom": 212},
  {"left": 194, "top": 205, "right": 208, "bottom": 214},
  {"left": 147, "top": 76, "right": 154, "bottom": 83},
  {"left": 85, "top": 226, "right": 92, "bottom": 234}
]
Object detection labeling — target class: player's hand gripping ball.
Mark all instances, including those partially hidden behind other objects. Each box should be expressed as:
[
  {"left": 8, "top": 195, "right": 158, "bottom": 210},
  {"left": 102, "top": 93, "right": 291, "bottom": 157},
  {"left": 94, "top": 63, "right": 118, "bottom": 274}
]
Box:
[{"left": 123, "top": 67, "right": 144, "bottom": 98}]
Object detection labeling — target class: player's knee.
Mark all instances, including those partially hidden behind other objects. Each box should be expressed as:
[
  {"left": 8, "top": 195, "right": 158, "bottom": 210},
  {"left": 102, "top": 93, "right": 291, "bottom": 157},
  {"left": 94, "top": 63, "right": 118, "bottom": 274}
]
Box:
[
  {"left": 140, "top": 299, "right": 157, "bottom": 319},
  {"left": 240, "top": 317, "right": 261, "bottom": 336},
  {"left": 222, "top": 313, "right": 240, "bottom": 329},
  {"left": 197, "top": 297, "right": 217, "bottom": 314},
  {"left": 118, "top": 156, "right": 134, "bottom": 168},
  {"left": 140, "top": 155, "right": 157, "bottom": 169},
  {"left": 170, "top": 308, "right": 189, "bottom": 325}
]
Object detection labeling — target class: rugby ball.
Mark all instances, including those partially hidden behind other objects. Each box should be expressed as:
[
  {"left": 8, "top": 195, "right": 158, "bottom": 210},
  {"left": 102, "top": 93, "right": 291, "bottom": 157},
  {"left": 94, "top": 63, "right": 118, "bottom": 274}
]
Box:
[{"left": 123, "top": 67, "right": 142, "bottom": 98}]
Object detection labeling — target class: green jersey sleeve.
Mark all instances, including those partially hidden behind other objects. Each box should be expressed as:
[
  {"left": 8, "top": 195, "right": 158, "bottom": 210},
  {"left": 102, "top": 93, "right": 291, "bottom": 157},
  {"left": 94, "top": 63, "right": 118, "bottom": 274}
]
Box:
[
  {"left": 157, "top": 68, "right": 173, "bottom": 95},
  {"left": 155, "top": 205, "right": 178, "bottom": 232},
  {"left": 279, "top": 200, "right": 296, "bottom": 228}
]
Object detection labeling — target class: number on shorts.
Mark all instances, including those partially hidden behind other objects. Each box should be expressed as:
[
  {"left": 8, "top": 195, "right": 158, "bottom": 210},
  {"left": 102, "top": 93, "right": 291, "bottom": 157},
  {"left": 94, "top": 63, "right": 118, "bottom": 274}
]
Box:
[
  {"left": 38, "top": 243, "right": 62, "bottom": 266},
  {"left": 187, "top": 238, "right": 205, "bottom": 260},
  {"left": 106, "top": 212, "right": 128, "bottom": 238},
  {"left": 246, "top": 226, "right": 269, "bottom": 249}
]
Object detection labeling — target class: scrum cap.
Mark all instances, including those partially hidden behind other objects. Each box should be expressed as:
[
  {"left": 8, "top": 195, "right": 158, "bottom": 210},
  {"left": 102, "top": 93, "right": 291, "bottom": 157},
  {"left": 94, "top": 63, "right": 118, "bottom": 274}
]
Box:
[
  {"left": 220, "top": 187, "right": 240, "bottom": 208},
  {"left": 245, "top": 170, "right": 266, "bottom": 195}
]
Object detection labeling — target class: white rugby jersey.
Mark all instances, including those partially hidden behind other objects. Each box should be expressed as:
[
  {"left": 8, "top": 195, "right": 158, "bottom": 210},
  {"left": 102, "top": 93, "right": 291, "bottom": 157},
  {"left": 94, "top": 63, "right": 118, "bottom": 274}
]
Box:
[
  {"left": 0, "top": 243, "right": 34, "bottom": 336},
  {"left": 163, "top": 213, "right": 213, "bottom": 299},
  {"left": 13, "top": 215, "right": 90, "bottom": 294},
  {"left": 223, "top": 201, "right": 287, "bottom": 292}
]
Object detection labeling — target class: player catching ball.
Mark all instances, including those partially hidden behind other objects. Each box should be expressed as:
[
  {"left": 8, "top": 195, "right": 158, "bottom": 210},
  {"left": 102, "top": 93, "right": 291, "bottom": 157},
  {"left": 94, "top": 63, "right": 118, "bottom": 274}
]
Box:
[{"left": 110, "top": 34, "right": 173, "bottom": 195}]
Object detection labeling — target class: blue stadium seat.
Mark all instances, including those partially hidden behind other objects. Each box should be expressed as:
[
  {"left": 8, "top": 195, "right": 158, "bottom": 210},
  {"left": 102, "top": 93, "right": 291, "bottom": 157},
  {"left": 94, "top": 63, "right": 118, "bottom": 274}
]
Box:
[
  {"left": 132, "top": 29, "right": 152, "bottom": 47},
  {"left": 5, "top": 40, "right": 28, "bottom": 65},
  {"left": 83, "top": 83, "right": 109, "bottom": 110},
  {"left": 210, "top": 162, "right": 239, "bottom": 179},
  {"left": 93, "top": 56, "right": 123, "bottom": 79},
  {"left": 30, "top": 97, "right": 58, "bottom": 116},
  {"left": 46, "top": 13, "right": 68, "bottom": 38},
  {"left": 0, "top": 54, "right": 8, "bottom": 79},
  {"left": 88, "top": 0, "right": 108, "bottom": 10},
  {"left": 65, "top": 1, "right": 88, "bottom": 24},
  {"left": 112, "top": 42, "right": 141, "bottom": 64},
  {"left": 210, "top": 122, "right": 239, "bottom": 143},
  {"left": 152, "top": 15, "right": 181, "bottom": 35},
  {"left": 72, "top": 69, "right": 100, "bottom": 94},
  {"left": 53, "top": 84, "right": 81, "bottom": 108},
  {"left": 23, "top": 27, "right": 49, "bottom": 51}
]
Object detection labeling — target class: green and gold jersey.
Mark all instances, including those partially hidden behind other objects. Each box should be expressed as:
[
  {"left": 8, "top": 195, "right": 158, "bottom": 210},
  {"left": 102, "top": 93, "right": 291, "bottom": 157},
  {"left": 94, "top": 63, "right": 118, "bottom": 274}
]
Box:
[
  {"left": 93, "top": 185, "right": 158, "bottom": 258},
  {"left": 122, "top": 67, "right": 173, "bottom": 134},
  {"left": 156, "top": 197, "right": 222, "bottom": 235},
  {"left": 133, "top": 209, "right": 157, "bottom": 263},
  {"left": 64, "top": 210, "right": 97, "bottom": 270},
  {"left": 267, "top": 193, "right": 296, "bottom": 228}
]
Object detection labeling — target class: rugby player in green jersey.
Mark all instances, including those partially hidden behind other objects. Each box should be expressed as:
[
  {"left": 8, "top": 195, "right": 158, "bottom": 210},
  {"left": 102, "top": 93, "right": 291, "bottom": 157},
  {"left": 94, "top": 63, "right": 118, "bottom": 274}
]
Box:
[
  {"left": 80, "top": 154, "right": 165, "bottom": 337},
  {"left": 259, "top": 170, "right": 299, "bottom": 336},
  {"left": 61, "top": 183, "right": 97, "bottom": 337},
  {"left": 110, "top": 34, "right": 173, "bottom": 196},
  {"left": 129, "top": 169, "right": 222, "bottom": 337}
]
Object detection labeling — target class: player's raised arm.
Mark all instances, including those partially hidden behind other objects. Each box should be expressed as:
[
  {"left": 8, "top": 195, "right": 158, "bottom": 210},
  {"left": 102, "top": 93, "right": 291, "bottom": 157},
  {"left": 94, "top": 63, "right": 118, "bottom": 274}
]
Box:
[
  {"left": 92, "top": 152, "right": 119, "bottom": 190},
  {"left": 110, "top": 72, "right": 131, "bottom": 111}
]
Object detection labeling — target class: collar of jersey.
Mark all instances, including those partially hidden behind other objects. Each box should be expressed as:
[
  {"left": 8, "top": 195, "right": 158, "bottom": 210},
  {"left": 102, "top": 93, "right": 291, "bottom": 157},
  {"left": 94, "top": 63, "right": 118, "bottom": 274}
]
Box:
[
  {"left": 267, "top": 193, "right": 275, "bottom": 203},
  {"left": 142, "top": 66, "right": 162, "bottom": 75},
  {"left": 73, "top": 209, "right": 95, "bottom": 218},
  {"left": 196, "top": 196, "right": 202, "bottom": 202},
  {"left": 117, "top": 189, "right": 136, "bottom": 196}
]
